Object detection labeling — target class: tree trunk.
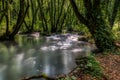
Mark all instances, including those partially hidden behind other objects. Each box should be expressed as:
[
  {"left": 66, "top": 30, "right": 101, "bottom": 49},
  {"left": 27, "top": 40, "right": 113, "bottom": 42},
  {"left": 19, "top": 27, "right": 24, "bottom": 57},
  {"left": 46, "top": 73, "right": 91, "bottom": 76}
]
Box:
[
  {"left": 108, "top": 0, "right": 120, "bottom": 28},
  {"left": 69, "top": 0, "right": 116, "bottom": 52},
  {"left": 0, "top": 0, "right": 29, "bottom": 41},
  {"left": 10, "top": 2, "right": 29, "bottom": 38},
  {"left": 5, "top": 1, "right": 10, "bottom": 35},
  {"left": 88, "top": 22, "right": 115, "bottom": 51}
]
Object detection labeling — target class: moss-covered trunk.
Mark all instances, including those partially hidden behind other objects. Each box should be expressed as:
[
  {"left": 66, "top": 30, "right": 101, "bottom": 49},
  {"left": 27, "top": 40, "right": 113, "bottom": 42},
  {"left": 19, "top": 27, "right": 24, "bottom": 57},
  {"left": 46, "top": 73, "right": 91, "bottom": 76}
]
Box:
[
  {"left": 69, "top": 0, "right": 116, "bottom": 52},
  {"left": 88, "top": 24, "right": 115, "bottom": 51}
]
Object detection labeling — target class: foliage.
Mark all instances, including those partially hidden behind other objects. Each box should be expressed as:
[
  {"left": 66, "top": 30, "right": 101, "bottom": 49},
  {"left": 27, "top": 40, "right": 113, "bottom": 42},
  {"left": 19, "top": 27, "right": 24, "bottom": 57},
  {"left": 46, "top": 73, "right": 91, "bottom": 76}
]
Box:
[
  {"left": 0, "top": 0, "right": 79, "bottom": 38},
  {"left": 93, "top": 25, "right": 116, "bottom": 51},
  {"left": 0, "top": 0, "right": 120, "bottom": 53},
  {"left": 69, "top": 0, "right": 119, "bottom": 51},
  {"left": 113, "top": 23, "right": 120, "bottom": 42},
  {"left": 112, "top": 49, "right": 120, "bottom": 55},
  {"left": 75, "top": 55, "right": 103, "bottom": 79}
]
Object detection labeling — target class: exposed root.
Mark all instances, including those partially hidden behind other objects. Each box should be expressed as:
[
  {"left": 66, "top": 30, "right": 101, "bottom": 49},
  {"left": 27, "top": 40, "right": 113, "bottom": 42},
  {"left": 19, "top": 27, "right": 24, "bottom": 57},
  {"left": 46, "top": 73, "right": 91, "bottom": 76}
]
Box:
[{"left": 22, "top": 74, "right": 56, "bottom": 80}]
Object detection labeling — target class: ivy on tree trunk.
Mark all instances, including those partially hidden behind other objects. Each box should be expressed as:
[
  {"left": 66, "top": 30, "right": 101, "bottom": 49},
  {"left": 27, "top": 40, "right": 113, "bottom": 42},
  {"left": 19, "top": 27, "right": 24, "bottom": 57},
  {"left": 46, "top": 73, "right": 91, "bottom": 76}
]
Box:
[{"left": 69, "top": 0, "right": 116, "bottom": 51}]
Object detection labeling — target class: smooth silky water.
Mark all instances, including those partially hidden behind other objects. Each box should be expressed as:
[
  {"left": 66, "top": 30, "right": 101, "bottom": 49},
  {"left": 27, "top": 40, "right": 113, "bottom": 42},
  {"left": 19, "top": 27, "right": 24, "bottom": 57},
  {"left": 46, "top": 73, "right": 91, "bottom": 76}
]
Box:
[{"left": 0, "top": 34, "right": 92, "bottom": 80}]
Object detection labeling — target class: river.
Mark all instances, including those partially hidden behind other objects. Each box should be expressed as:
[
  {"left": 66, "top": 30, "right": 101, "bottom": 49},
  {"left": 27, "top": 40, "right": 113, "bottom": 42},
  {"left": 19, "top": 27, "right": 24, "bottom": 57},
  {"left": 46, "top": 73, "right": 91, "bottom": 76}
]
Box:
[{"left": 0, "top": 33, "right": 93, "bottom": 80}]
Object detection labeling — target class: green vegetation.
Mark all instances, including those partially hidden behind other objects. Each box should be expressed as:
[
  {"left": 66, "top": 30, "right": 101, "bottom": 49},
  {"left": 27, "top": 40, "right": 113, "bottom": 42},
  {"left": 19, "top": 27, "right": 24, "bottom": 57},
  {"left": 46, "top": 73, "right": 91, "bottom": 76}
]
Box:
[
  {"left": 0, "top": 0, "right": 119, "bottom": 52},
  {"left": 75, "top": 55, "right": 103, "bottom": 79},
  {"left": 70, "top": 0, "right": 120, "bottom": 51},
  {"left": 0, "top": 0, "right": 120, "bottom": 79}
]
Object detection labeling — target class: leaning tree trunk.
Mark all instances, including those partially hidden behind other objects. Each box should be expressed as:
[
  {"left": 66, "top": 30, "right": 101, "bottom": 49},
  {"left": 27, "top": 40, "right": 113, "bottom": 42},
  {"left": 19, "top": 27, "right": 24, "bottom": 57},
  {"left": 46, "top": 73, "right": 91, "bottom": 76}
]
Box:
[
  {"left": 86, "top": 0, "right": 116, "bottom": 51},
  {"left": 69, "top": 0, "right": 116, "bottom": 51},
  {"left": 88, "top": 20, "right": 115, "bottom": 51}
]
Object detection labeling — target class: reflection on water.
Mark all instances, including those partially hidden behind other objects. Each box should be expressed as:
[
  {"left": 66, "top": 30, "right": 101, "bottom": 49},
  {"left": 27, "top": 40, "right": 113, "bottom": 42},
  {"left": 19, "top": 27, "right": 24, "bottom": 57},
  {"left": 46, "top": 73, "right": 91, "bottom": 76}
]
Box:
[{"left": 0, "top": 34, "right": 92, "bottom": 80}]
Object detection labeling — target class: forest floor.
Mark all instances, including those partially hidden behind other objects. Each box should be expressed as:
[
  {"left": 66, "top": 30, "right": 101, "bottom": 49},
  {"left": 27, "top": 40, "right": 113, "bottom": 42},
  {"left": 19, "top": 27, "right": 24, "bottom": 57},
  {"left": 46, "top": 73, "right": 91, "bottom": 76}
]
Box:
[
  {"left": 71, "top": 52, "right": 120, "bottom": 80},
  {"left": 95, "top": 53, "right": 120, "bottom": 80}
]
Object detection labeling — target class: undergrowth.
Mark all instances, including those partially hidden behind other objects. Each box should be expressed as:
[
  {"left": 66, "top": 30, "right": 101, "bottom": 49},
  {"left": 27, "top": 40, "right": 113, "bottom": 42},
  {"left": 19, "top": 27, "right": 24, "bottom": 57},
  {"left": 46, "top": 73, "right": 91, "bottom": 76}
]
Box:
[{"left": 75, "top": 55, "right": 103, "bottom": 79}]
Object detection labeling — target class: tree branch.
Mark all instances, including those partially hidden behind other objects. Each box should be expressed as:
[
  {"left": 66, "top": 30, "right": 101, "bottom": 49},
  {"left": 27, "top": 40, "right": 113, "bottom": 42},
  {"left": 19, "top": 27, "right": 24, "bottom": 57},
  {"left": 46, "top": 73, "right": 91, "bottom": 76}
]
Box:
[{"left": 69, "top": 0, "right": 88, "bottom": 26}]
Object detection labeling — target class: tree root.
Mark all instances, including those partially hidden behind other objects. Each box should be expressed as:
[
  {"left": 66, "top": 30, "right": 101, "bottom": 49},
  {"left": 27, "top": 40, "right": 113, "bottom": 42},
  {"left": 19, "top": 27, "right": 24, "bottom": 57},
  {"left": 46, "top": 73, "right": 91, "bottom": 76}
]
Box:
[{"left": 22, "top": 74, "right": 56, "bottom": 80}]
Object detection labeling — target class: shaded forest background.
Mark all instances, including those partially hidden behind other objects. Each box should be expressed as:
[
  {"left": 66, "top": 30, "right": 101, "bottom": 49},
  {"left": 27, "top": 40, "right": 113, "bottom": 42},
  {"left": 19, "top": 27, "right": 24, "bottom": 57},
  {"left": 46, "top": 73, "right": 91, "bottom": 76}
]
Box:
[{"left": 0, "top": 0, "right": 120, "bottom": 52}]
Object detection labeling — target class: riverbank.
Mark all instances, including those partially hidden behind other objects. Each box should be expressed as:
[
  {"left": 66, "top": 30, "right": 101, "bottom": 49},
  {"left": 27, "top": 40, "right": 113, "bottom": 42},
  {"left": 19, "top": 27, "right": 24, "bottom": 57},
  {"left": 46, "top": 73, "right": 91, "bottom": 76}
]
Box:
[{"left": 69, "top": 51, "right": 120, "bottom": 80}]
